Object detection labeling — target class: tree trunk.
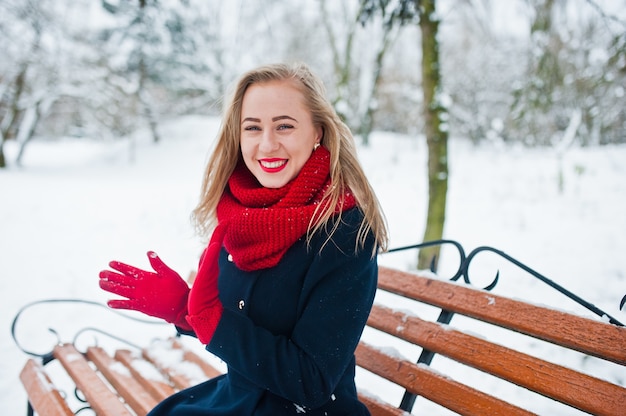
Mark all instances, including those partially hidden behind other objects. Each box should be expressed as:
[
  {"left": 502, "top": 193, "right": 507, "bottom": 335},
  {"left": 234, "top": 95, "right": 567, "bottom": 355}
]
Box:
[
  {"left": 359, "top": 26, "right": 395, "bottom": 146},
  {"left": 1, "top": 63, "right": 29, "bottom": 143},
  {"left": 320, "top": 0, "right": 356, "bottom": 124},
  {"left": 417, "top": 0, "right": 449, "bottom": 271},
  {"left": 15, "top": 100, "right": 46, "bottom": 165},
  {"left": 138, "top": 0, "right": 160, "bottom": 144},
  {"left": 0, "top": 139, "right": 6, "bottom": 168}
]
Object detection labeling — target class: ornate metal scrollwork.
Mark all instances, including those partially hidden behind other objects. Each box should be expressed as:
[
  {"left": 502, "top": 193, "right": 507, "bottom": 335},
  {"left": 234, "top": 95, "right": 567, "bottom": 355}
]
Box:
[
  {"left": 12, "top": 299, "right": 172, "bottom": 416},
  {"left": 10, "top": 298, "right": 165, "bottom": 360},
  {"left": 387, "top": 239, "right": 624, "bottom": 326}
]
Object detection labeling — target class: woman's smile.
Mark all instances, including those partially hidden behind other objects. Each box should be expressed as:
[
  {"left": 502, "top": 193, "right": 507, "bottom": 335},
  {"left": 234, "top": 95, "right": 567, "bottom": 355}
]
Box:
[{"left": 259, "top": 158, "right": 288, "bottom": 173}]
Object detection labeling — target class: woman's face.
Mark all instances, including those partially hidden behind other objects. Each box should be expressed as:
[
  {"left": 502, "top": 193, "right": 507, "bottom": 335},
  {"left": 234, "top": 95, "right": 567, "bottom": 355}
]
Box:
[{"left": 240, "top": 79, "right": 322, "bottom": 189}]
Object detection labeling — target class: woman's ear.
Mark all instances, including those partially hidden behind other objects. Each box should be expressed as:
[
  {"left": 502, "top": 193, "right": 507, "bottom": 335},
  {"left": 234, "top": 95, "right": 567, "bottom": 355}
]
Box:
[{"left": 315, "top": 125, "right": 324, "bottom": 143}]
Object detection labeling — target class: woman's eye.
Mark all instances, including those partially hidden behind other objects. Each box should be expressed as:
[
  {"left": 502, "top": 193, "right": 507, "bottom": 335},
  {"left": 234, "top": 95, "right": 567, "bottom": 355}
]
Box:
[
  {"left": 244, "top": 125, "right": 260, "bottom": 131},
  {"left": 277, "top": 124, "right": 294, "bottom": 130}
]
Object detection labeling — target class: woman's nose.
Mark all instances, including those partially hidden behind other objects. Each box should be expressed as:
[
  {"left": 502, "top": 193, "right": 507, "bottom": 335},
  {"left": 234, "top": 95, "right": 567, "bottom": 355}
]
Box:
[{"left": 259, "top": 130, "right": 279, "bottom": 152}]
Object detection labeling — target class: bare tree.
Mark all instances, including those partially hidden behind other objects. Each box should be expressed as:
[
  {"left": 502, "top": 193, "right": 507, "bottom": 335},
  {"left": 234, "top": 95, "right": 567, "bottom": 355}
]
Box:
[
  {"left": 360, "top": 0, "right": 449, "bottom": 269},
  {"left": 319, "top": 0, "right": 400, "bottom": 145},
  {"left": 509, "top": 0, "right": 626, "bottom": 146},
  {"left": 0, "top": 0, "right": 63, "bottom": 167},
  {"left": 355, "top": 2, "right": 400, "bottom": 145},
  {"left": 319, "top": 0, "right": 360, "bottom": 125}
]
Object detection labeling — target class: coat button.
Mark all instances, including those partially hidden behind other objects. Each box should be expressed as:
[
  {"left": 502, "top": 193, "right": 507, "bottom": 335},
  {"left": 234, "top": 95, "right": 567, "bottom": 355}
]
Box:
[
  {"left": 227, "top": 254, "right": 233, "bottom": 262},
  {"left": 238, "top": 300, "right": 245, "bottom": 310}
]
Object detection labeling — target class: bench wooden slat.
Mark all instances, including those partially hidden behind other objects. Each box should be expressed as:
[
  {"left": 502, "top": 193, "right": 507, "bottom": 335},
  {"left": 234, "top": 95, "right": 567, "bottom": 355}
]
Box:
[
  {"left": 368, "top": 304, "right": 626, "bottom": 415},
  {"left": 87, "top": 346, "right": 158, "bottom": 416},
  {"left": 53, "top": 344, "right": 132, "bottom": 415},
  {"left": 171, "top": 339, "right": 223, "bottom": 379},
  {"left": 115, "top": 349, "right": 176, "bottom": 402},
  {"left": 356, "top": 342, "right": 536, "bottom": 416},
  {"left": 358, "top": 393, "right": 408, "bottom": 416},
  {"left": 378, "top": 266, "right": 626, "bottom": 365},
  {"left": 142, "top": 340, "right": 207, "bottom": 390},
  {"left": 143, "top": 353, "right": 192, "bottom": 390},
  {"left": 139, "top": 338, "right": 222, "bottom": 389},
  {"left": 19, "top": 359, "right": 74, "bottom": 416}
]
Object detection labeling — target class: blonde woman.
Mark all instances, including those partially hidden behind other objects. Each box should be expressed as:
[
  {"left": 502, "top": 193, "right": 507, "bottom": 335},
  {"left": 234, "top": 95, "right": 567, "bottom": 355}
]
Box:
[{"left": 100, "top": 62, "right": 388, "bottom": 415}]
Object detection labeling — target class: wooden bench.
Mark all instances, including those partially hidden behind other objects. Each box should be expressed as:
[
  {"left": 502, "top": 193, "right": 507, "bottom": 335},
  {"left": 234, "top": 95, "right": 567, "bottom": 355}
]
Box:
[{"left": 19, "top": 265, "right": 626, "bottom": 416}]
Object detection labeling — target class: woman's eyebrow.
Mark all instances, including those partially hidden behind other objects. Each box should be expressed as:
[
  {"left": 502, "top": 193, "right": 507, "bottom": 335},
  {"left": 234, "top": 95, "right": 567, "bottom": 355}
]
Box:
[
  {"left": 272, "top": 115, "right": 297, "bottom": 122},
  {"left": 241, "top": 115, "right": 298, "bottom": 124}
]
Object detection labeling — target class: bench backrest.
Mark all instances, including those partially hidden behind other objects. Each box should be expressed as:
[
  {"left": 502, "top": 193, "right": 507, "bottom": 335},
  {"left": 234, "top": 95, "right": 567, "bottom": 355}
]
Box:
[{"left": 356, "top": 266, "right": 626, "bottom": 415}]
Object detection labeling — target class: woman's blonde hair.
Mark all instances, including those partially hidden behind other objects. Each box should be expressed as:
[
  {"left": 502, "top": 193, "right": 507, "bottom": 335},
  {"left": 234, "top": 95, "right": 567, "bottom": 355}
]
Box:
[{"left": 192, "top": 62, "right": 388, "bottom": 254}]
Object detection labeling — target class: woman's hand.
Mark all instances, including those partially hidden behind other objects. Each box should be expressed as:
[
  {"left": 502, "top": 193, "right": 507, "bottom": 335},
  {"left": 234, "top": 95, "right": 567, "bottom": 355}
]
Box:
[{"left": 99, "top": 251, "right": 191, "bottom": 329}]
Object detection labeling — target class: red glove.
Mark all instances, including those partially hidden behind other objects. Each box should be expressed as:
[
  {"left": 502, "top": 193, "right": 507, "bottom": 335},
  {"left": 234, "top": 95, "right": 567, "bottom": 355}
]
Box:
[
  {"left": 186, "top": 240, "right": 224, "bottom": 344},
  {"left": 99, "top": 251, "right": 191, "bottom": 331}
]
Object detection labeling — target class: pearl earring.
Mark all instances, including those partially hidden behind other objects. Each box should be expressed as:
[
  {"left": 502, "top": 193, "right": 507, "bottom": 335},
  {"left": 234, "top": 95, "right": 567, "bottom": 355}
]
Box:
[{"left": 313, "top": 143, "right": 320, "bottom": 151}]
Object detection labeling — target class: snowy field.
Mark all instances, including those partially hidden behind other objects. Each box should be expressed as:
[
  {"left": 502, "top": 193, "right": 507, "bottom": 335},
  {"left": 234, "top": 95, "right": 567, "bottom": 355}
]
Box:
[{"left": 1, "top": 115, "right": 624, "bottom": 414}]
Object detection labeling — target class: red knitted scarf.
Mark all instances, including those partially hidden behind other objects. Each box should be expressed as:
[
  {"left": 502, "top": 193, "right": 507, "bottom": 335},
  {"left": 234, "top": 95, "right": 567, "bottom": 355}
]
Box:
[{"left": 211, "top": 146, "right": 356, "bottom": 271}]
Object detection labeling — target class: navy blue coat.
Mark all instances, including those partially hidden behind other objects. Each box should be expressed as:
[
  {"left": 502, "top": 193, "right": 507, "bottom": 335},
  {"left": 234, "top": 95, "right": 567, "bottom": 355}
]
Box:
[{"left": 148, "top": 207, "right": 377, "bottom": 415}]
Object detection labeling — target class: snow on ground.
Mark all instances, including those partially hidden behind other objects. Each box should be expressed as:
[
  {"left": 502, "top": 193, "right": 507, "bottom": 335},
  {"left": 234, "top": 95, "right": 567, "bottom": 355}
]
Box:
[{"left": 1, "top": 115, "right": 624, "bottom": 414}]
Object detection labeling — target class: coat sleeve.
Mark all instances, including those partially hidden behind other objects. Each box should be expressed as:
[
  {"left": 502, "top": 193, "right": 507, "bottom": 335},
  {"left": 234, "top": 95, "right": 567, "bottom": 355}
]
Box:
[{"left": 206, "top": 208, "right": 378, "bottom": 408}]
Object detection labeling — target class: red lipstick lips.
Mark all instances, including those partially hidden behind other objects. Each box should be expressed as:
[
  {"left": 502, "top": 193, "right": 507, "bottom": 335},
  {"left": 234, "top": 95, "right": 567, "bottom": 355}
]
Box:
[{"left": 259, "top": 158, "right": 288, "bottom": 173}]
